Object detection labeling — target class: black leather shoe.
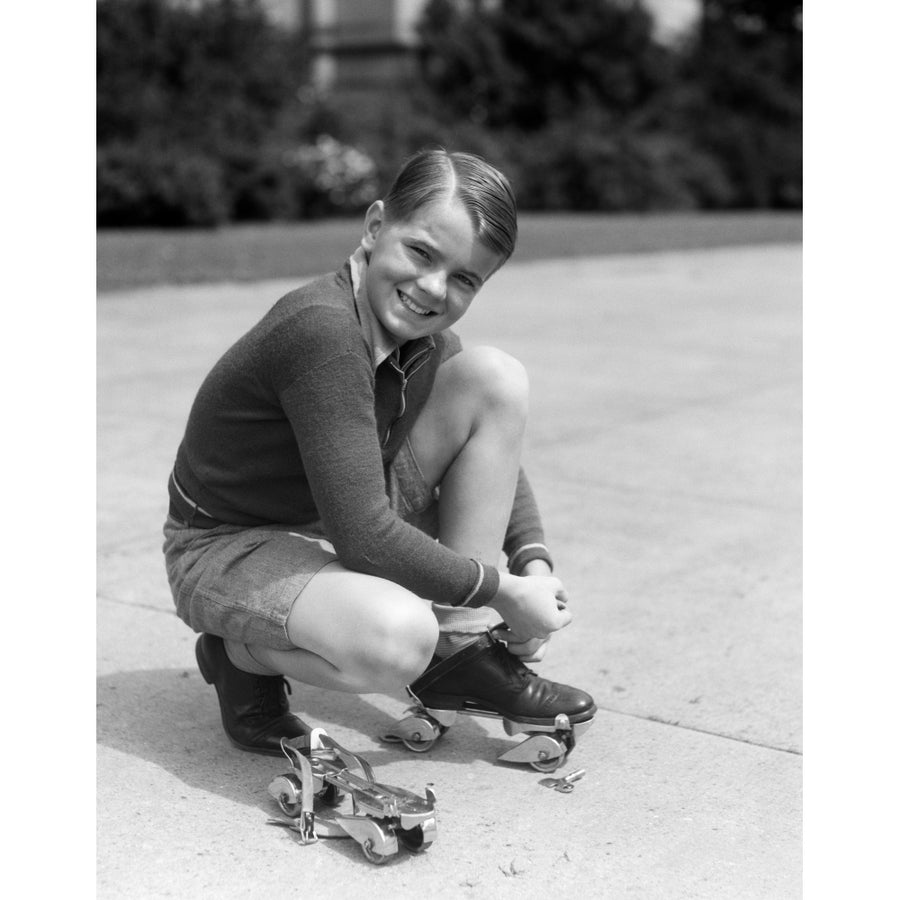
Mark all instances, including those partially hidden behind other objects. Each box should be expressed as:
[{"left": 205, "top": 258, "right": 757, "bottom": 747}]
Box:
[
  {"left": 410, "top": 633, "right": 596, "bottom": 726},
  {"left": 195, "top": 633, "right": 308, "bottom": 756}
]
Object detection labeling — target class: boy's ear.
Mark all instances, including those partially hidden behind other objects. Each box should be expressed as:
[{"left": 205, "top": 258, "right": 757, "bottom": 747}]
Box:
[{"left": 361, "top": 200, "right": 386, "bottom": 251}]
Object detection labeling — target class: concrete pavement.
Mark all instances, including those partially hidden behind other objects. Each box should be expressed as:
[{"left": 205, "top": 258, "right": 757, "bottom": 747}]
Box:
[{"left": 97, "top": 244, "right": 801, "bottom": 898}]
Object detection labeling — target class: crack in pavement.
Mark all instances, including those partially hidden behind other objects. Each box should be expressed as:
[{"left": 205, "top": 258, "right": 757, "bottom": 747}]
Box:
[{"left": 593, "top": 703, "right": 801, "bottom": 756}]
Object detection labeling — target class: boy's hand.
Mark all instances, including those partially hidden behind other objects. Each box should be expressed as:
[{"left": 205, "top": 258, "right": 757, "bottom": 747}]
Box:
[
  {"left": 501, "top": 558, "right": 556, "bottom": 660},
  {"left": 500, "top": 630, "right": 550, "bottom": 662},
  {"left": 490, "top": 573, "right": 572, "bottom": 643}
]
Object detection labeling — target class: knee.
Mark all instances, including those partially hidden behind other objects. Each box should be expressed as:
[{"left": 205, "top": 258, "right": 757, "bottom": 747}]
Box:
[
  {"left": 356, "top": 597, "right": 438, "bottom": 691},
  {"left": 458, "top": 346, "right": 529, "bottom": 426}
]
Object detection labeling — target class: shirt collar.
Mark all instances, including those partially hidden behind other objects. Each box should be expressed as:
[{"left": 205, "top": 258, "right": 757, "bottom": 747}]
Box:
[{"left": 348, "top": 246, "right": 398, "bottom": 368}]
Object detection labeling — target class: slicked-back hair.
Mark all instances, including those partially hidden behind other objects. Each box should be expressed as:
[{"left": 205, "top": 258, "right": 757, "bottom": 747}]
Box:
[{"left": 382, "top": 149, "right": 518, "bottom": 264}]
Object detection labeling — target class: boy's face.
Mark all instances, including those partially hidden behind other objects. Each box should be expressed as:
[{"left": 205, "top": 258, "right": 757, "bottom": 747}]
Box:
[{"left": 361, "top": 196, "right": 503, "bottom": 343}]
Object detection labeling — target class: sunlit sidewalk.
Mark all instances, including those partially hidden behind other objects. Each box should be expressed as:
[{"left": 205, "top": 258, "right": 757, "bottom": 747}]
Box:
[{"left": 98, "top": 244, "right": 801, "bottom": 898}]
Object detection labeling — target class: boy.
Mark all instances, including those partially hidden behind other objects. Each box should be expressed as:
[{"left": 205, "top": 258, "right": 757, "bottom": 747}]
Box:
[{"left": 164, "top": 149, "right": 596, "bottom": 755}]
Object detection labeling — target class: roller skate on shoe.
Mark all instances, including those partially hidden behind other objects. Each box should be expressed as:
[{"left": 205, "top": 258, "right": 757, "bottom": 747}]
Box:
[
  {"left": 267, "top": 730, "right": 437, "bottom": 865},
  {"left": 195, "top": 633, "right": 308, "bottom": 756},
  {"left": 383, "top": 631, "right": 596, "bottom": 772}
]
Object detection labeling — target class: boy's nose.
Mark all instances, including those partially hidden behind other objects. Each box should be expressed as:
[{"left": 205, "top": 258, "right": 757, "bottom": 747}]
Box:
[{"left": 418, "top": 270, "right": 447, "bottom": 301}]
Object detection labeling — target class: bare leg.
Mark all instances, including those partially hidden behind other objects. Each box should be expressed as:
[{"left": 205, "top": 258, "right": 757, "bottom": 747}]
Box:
[
  {"left": 408, "top": 346, "right": 529, "bottom": 651},
  {"left": 250, "top": 562, "right": 438, "bottom": 693},
  {"left": 411, "top": 346, "right": 528, "bottom": 560}
]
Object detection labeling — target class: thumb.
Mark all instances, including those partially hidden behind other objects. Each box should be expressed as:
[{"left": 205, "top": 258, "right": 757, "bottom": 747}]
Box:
[{"left": 557, "top": 604, "right": 574, "bottom": 629}]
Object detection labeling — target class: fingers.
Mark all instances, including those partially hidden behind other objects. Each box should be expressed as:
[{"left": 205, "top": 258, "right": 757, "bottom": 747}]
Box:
[
  {"left": 553, "top": 582, "right": 573, "bottom": 629},
  {"left": 498, "top": 626, "right": 549, "bottom": 662},
  {"left": 501, "top": 598, "right": 571, "bottom": 644},
  {"left": 506, "top": 636, "right": 549, "bottom": 662},
  {"left": 491, "top": 573, "right": 574, "bottom": 643}
]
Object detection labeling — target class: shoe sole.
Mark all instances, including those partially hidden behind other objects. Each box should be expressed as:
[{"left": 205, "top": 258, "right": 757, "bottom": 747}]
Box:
[{"left": 416, "top": 690, "right": 598, "bottom": 727}]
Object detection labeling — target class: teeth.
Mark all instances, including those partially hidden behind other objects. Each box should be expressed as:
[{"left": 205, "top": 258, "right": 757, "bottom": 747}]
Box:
[{"left": 399, "top": 291, "right": 434, "bottom": 316}]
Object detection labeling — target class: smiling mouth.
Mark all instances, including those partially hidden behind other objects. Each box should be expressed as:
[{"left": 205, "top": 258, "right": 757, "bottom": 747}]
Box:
[{"left": 398, "top": 291, "right": 437, "bottom": 317}]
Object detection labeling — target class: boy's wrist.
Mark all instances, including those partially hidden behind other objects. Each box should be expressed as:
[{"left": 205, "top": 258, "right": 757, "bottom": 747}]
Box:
[
  {"left": 506, "top": 541, "right": 553, "bottom": 575},
  {"left": 520, "top": 558, "right": 552, "bottom": 577},
  {"left": 490, "top": 572, "right": 520, "bottom": 617}
]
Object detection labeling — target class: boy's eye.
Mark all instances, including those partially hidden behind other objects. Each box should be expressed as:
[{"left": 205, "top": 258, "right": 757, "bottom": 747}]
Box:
[
  {"left": 456, "top": 274, "right": 476, "bottom": 289},
  {"left": 409, "top": 244, "right": 430, "bottom": 260}
]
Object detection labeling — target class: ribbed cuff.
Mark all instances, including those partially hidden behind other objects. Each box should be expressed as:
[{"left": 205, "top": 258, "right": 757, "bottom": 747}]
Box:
[
  {"left": 506, "top": 542, "right": 553, "bottom": 576},
  {"left": 457, "top": 560, "right": 501, "bottom": 608}
]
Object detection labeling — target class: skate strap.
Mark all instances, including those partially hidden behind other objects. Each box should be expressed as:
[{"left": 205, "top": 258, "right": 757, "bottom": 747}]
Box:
[{"left": 411, "top": 633, "right": 494, "bottom": 692}]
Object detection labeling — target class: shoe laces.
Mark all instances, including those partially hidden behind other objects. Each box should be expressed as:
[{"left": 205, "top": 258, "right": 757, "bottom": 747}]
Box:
[
  {"left": 254, "top": 675, "right": 291, "bottom": 717},
  {"left": 492, "top": 640, "right": 538, "bottom": 682}
]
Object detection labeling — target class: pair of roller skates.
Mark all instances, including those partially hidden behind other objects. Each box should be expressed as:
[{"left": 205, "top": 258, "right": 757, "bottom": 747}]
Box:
[
  {"left": 383, "top": 630, "right": 597, "bottom": 772},
  {"left": 267, "top": 728, "right": 437, "bottom": 865},
  {"left": 264, "top": 630, "right": 594, "bottom": 863}
]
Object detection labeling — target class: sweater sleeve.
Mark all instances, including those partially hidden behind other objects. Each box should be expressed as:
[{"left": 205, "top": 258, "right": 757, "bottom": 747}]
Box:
[
  {"left": 278, "top": 339, "right": 499, "bottom": 608},
  {"left": 503, "top": 469, "right": 554, "bottom": 575}
]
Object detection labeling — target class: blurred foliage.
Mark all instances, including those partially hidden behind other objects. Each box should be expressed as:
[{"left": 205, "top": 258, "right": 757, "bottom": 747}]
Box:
[
  {"left": 401, "top": 0, "right": 801, "bottom": 210},
  {"left": 98, "top": 143, "right": 228, "bottom": 226},
  {"left": 96, "top": 0, "right": 801, "bottom": 226},
  {"left": 97, "top": 0, "right": 377, "bottom": 225},
  {"left": 678, "top": 0, "right": 803, "bottom": 207},
  {"left": 415, "top": 0, "right": 673, "bottom": 130}
]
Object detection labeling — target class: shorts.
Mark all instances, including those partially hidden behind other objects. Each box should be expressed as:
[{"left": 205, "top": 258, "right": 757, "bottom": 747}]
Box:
[{"left": 162, "top": 438, "right": 439, "bottom": 651}]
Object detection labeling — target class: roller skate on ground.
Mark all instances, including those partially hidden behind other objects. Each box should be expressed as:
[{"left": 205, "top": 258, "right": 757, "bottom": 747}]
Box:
[
  {"left": 383, "top": 630, "right": 596, "bottom": 772},
  {"left": 267, "top": 731, "right": 437, "bottom": 865},
  {"left": 195, "top": 633, "right": 309, "bottom": 756}
]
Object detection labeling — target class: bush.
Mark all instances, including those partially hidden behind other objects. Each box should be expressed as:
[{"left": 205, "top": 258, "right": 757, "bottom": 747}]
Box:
[
  {"left": 97, "top": 0, "right": 306, "bottom": 150},
  {"left": 403, "top": 0, "right": 801, "bottom": 211},
  {"left": 284, "top": 136, "right": 380, "bottom": 218},
  {"left": 508, "top": 125, "right": 667, "bottom": 212},
  {"left": 415, "top": 0, "right": 670, "bottom": 132},
  {"left": 97, "top": 0, "right": 382, "bottom": 225},
  {"left": 673, "top": 0, "right": 802, "bottom": 208},
  {"left": 348, "top": 98, "right": 734, "bottom": 213},
  {"left": 97, "top": 143, "right": 228, "bottom": 227},
  {"left": 97, "top": 0, "right": 801, "bottom": 222},
  {"left": 224, "top": 147, "right": 303, "bottom": 222},
  {"left": 98, "top": 0, "right": 319, "bottom": 226}
]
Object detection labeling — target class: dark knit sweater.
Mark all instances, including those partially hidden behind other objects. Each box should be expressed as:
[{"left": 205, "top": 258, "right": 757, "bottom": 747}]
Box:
[{"left": 172, "top": 261, "right": 551, "bottom": 608}]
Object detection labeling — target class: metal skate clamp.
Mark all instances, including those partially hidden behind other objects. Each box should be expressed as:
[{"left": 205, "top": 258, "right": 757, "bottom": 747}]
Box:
[{"left": 266, "top": 728, "right": 437, "bottom": 865}]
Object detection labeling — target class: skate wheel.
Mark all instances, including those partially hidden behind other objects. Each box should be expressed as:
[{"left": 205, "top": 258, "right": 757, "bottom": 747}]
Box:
[
  {"left": 361, "top": 839, "right": 390, "bottom": 865},
  {"left": 277, "top": 795, "right": 304, "bottom": 817},
  {"left": 317, "top": 781, "right": 343, "bottom": 807},
  {"left": 402, "top": 736, "right": 436, "bottom": 753},
  {"left": 397, "top": 819, "right": 436, "bottom": 854},
  {"left": 529, "top": 754, "right": 565, "bottom": 773},
  {"left": 271, "top": 773, "right": 305, "bottom": 817}
]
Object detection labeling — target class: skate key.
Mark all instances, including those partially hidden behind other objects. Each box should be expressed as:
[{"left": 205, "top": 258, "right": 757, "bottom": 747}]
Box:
[{"left": 540, "top": 768, "right": 586, "bottom": 793}]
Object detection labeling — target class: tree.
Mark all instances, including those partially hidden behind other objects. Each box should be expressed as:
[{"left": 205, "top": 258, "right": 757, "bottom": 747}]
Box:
[
  {"left": 406, "top": 0, "right": 733, "bottom": 210},
  {"left": 97, "top": 0, "right": 308, "bottom": 152},
  {"left": 97, "top": 0, "right": 325, "bottom": 225},
  {"left": 415, "top": 0, "right": 673, "bottom": 131},
  {"left": 679, "top": 0, "right": 802, "bottom": 206},
  {"left": 408, "top": 0, "right": 801, "bottom": 210}
]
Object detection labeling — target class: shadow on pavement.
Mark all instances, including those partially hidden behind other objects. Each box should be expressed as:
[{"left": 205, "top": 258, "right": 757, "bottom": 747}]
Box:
[{"left": 97, "top": 667, "right": 504, "bottom": 808}]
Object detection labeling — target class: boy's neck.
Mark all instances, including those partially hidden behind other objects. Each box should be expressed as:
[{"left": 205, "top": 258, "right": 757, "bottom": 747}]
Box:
[{"left": 348, "top": 246, "right": 399, "bottom": 367}]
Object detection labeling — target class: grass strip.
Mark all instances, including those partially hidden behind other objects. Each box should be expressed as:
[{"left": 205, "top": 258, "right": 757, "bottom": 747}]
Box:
[{"left": 98, "top": 211, "right": 801, "bottom": 293}]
